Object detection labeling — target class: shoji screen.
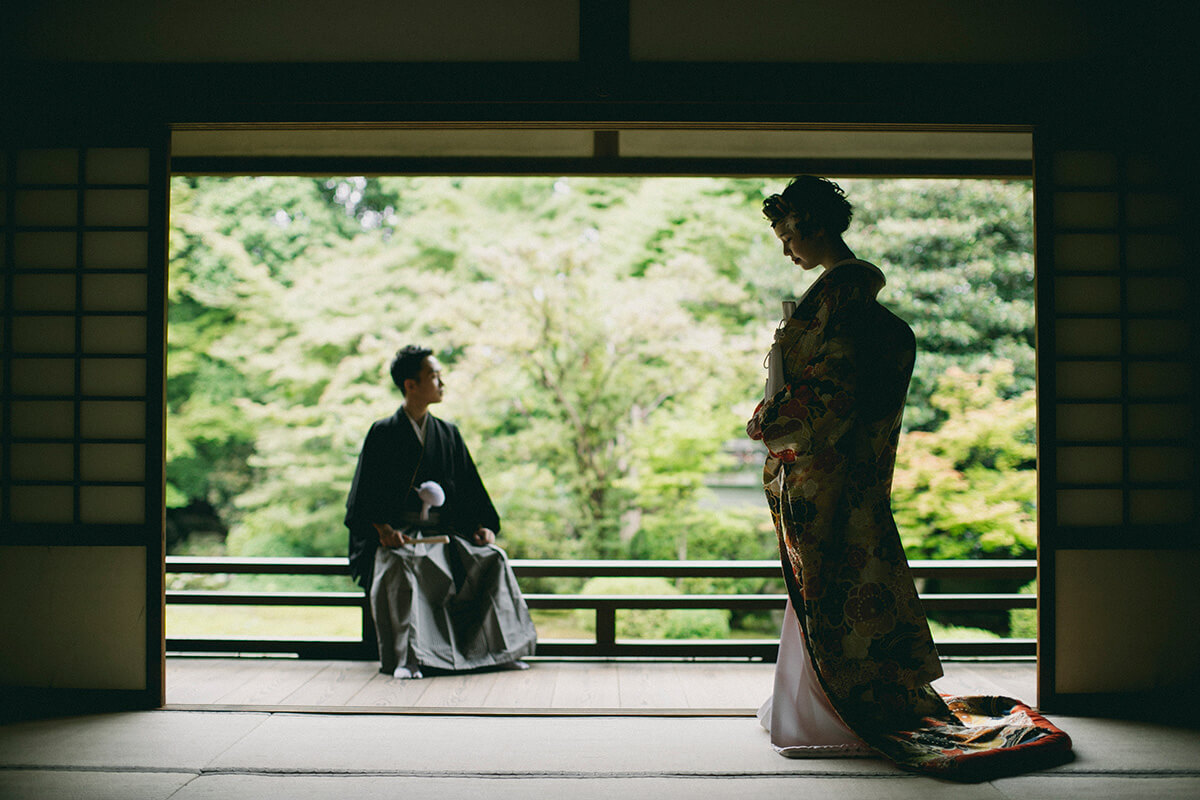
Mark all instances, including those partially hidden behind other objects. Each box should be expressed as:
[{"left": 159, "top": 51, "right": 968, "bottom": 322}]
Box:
[
  {"left": 1038, "top": 138, "right": 1198, "bottom": 709},
  {"left": 1, "top": 145, "right": 165, "bottom": 709}
]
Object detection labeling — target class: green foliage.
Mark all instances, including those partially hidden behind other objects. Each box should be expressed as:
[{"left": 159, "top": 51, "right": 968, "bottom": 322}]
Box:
[
  {"left": 630, "top": 506, "right": 776, "bottom": 562},
  {"left": 451, "top": 237, "right": 753, "bottom": 556},
  {"left": 166, "top": 176, "right": 1035, "bottom": 581},
  {"left": 579, "top": 577, "right": 731, "bottom": 639},
  {"left": 927, "top": 619, "right": 1001, "bottom": 641},
  {"left": 845, "top": 179, "right": 1034, "bottom": 430},
  {"left": 1010, "top": 580, "right": 1038, "bottom": 638},
  {"left": 892, "top": 360, "right": 1037, "bottom": 559},
  {"left": 168, "top": 605, "right": 361, "bottom": 639}
]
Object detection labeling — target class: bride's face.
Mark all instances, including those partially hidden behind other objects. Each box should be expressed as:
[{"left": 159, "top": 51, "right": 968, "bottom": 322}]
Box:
[{"left": 773, "top": 216, "right": 823, "bottom": 271}]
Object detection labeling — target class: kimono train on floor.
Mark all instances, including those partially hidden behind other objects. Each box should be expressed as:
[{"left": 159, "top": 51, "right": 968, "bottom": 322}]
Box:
[{"left": 752, "top": 260, "right": 1071, "bottom": 781}]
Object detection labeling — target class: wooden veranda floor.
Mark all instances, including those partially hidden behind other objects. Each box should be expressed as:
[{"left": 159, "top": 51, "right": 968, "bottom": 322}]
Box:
[{"left": 165, "top": 657, "right": 1037, "bottom": 714}]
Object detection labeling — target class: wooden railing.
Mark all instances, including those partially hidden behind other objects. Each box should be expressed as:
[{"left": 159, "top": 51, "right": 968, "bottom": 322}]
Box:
[{"left": 165, "top": 557, "right": 1036, "bottom": 660}]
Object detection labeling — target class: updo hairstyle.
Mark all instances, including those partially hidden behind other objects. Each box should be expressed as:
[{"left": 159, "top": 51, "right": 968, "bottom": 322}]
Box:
[{"left": 762, "top": 175, "right": 854, "bottom": 239}]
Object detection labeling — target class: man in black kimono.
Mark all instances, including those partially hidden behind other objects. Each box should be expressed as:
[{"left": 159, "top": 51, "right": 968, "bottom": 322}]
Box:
[{"left": 345, "top": 345, "right": 536, "bottom": 678}]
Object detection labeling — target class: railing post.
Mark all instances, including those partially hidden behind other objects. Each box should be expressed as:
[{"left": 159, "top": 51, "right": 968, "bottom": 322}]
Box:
[
  {"left": 596, "top": 606, "right": 616, "bottom": 647},
  {"left": 360, "top": 596, "right": 377, "bottom": 658}
]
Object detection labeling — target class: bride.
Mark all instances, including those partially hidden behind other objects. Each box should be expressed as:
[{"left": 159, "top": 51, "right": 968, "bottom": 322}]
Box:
[{"left": 747, "top": 176, "right": 1071, "bottom": 780}]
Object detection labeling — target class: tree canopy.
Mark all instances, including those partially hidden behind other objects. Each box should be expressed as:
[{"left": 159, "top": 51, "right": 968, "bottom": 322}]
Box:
[{"left": 167, "top": 175, "right": 1035, "bottom": 566}]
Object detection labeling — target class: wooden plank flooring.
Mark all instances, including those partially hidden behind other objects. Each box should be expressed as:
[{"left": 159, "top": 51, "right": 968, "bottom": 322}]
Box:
[{"left": 166, "top": 657, "right": 1037, "bottom": 714}]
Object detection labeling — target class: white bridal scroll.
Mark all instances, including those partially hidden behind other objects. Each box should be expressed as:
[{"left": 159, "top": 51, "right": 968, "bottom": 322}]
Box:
[{"left": 765, "top": 299, "right": 797, "bottom": 401}]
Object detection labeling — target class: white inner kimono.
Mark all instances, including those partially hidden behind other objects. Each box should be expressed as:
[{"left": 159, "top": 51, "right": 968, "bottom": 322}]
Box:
[{"left": 757, "top": 598, "right": 875, "bottom": 757}]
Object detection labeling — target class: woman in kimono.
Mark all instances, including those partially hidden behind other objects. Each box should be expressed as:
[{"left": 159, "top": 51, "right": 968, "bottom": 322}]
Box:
[{"left": 747, "top": 177, "right": 1071, "bottom": 781}]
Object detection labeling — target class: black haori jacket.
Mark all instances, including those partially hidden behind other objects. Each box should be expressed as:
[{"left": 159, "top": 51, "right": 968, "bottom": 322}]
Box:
[{"left": 344, "top": 409, "right": 500, "bottom": 591}]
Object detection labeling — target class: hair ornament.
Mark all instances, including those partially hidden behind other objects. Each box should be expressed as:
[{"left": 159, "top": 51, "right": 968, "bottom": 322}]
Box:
[{"left": 763, "top": 193, "right": 793, "bottom": 223}]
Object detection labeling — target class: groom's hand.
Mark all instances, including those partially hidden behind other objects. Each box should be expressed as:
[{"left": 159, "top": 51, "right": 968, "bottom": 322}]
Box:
[{"left": 375, "top": 523, "right": 413, "bottom": 548}]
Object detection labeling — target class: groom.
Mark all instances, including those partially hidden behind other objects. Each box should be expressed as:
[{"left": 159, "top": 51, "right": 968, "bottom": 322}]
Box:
[{"left": 344, "top": 345, "right": 536, "bottom": 678}]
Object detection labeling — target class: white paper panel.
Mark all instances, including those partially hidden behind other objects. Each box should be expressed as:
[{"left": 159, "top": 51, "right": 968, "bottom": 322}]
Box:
[
  {"left": 10, "top": 443, "right": 74, "bottom": 480},
  {"left": 11, "top": 316, "right": 76, "bottom": 353},
  {"left": 1055, "top": 319, "right": 1121, "bottom": 357},
  {"left": 81, "top": 358, "right": 146, "bottom": 396},
  {"left": 83, "top": 231, "right": 148, "bottom": 269},
  {"left": 9, "top": 486, "right": 74, "bottom": 523},
  {"left": 1055, "top": 404, "right": 1122, "bottom": 441},
  {"left": 1056, "top": 489, "right": 1122, "bottom": 525},
  {"left": 12, "top": 1, "right": 578, "bottom": 62},
  {"left": 1054, "top": 192, "right": 1119, "bottom": 228},
  {"left": 1056, "top": 446, "right": 1122, "bottom": 484},
  {"left": 11, "top": 400, "right": 74, "bottom": 438},
  {"left": 11, "top": 358, "right": 75, "bottom": 395},
  {"left": 1054, "top": 362, "right": 1121, "bottom": 399},
  {"left": 1129, "top": 404, "right": 1192, "bottom": 439},
  {"left": 1126, "top": 193, "right": 1182, "bottom": 227},
  {"left": 16, "top": 149, "right": 78, "bottom": 184},
  {"left": 85, "top": 189, "right": 149, "bottom": 227},
  {"left": 1126, "top": 320, "right": 1189, "bottom": 356},
  {"left": 1128, "top": 363, "right": 1191, "bottom": 398},
  {"left": 13, "top": 231, "right": 77, "bottom": 269},
  {"left": 80, "top": 486, "right": 145, "bottom": 524},
  {"left": 1130, "top": 490, "right": 1194, "bottom": 525},
  {"left": 12, "top": 274, "right": 76, "bottom": 311},
  {"left": 0, "top": 546, "right": 147, "bottom": 690},
  {"left": 1053, "top": 234, "right": 1119, "bottom": 271},
  {"left": 15, "top": 190, "right": 77, "bottom": 227},
  {"left": 86, "top": 148, "right": 151, "bottom": 184},
  {"left": 1057, "top": 550, "right": 1200, "bottom": 693},
  {"left": 1052, "top": 151, "right": 1118, "bottom": 186},
  {"left": 1053, "top": 276, "right": 1120, "bottom": 314},
  {"left": 617, "top": 129, "right": 1032, "bottom": 160},
  {"left": 1126, "top": 278, "right": 1188, "bottom": 313},
  {"left": 1129, "top": 447, "right": 1193, "bottom": 483},
  {"left": 82, "top": 274, "right": 148, "bottom": 312},
  {"left": 81, "top": 443, "right": 145, "bottom": 481},
  {"left": 1126, "top": 234, "right": 1185, "bottom": 270},
  {"left": 82, "top": 316, "right": 147, "bottom": 354},
  {"left": 81, "top": 400, "right": 146, "bottom": 439},
  {"left": 630, "top": 0, "right": 1095, "bottom": 62},
  {"left": 173, "top": 128, "right": 595, "bottom": 158}
]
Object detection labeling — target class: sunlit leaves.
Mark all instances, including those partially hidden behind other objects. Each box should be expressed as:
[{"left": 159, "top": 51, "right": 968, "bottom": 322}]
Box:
[
  {"left": 892, "top": 361, "right": 1036, "bottom": 559},
  {"left": 166, "top": 175, "right": 1036, "bottom": 569}
]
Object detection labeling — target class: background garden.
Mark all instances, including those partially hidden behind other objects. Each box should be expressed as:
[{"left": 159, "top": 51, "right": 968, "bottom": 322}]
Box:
[{"left": 166, "top": 175, "right": 1036, "bottom": 642}]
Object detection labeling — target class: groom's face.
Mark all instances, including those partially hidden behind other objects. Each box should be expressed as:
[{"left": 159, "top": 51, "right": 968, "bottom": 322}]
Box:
[{"left": 407, "top": 356, "right": 445, "bottom": 404}]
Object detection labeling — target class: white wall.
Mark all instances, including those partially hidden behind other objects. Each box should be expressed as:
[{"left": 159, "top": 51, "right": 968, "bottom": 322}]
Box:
[
  {"left": 1056, "top": 549, "right": 1200, "bottom": 694},
  {"left": 0, "top": 546, "right": 147, "bottom": 691}
]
